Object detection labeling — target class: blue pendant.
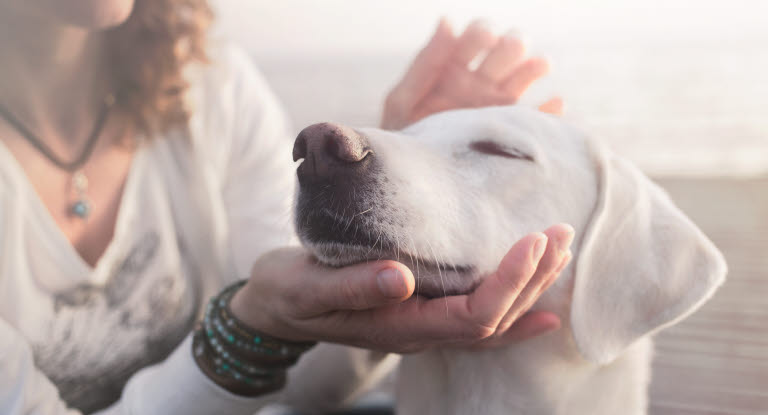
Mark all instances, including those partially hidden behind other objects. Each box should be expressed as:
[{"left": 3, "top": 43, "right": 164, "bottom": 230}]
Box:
[{"left": 71, "top": 200, "right": 91, "bottom": 219}]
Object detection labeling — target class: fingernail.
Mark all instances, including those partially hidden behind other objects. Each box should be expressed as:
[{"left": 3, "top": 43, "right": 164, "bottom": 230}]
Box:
[
  {"left": 377, "top": 268, "right": 407, "bottom": 298},
  {"left": 532, "top": 234, "right": 548, "bottom": 262}
]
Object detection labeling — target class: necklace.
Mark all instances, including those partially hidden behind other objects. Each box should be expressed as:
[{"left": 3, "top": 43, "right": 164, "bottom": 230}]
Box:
[{"left": 0, "top": 94, "right": 115, "bottom": 220}]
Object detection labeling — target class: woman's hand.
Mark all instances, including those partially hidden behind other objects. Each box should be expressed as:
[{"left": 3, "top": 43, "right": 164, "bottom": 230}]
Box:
[
  {"left": 381, "top": 19, "right": 563, "bottom": 130},
  {"left": 229, "top": 224, "right": 574, "bottom": 353}
]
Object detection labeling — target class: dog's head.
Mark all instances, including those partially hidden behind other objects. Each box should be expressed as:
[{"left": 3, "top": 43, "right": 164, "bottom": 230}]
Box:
[{"left": 293, "top": 106, "right": 726, "bottom": 364}]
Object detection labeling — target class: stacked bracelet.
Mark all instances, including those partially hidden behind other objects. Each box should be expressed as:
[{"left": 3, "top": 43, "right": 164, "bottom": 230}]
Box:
[{"left": 193, "top": 280, "right": 316, "bottom": 396}]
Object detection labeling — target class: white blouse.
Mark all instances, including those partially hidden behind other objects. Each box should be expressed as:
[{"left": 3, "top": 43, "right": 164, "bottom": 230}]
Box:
[{"left": 0, "top": 44, "right": 390, "bottom": 415}]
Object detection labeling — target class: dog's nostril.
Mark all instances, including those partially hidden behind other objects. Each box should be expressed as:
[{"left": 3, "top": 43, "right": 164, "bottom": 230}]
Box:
[
  {"left": 294, "top": 122, "right": 372, "bottom": 172},
  {"left": 292, "top": 133, "right": 308, "bottom": 162},
  {"left": 325, "top": 132, "right": 371, "bottom": 163}
]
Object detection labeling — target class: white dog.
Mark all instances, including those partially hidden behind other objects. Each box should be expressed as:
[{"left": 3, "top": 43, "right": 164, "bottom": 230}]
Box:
[{"left": 287, "top": 106, "right": 727, "bottom": 415}]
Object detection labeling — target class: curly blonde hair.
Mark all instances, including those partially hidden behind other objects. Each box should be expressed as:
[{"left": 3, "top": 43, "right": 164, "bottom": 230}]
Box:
[{"left": 107, "top": 0, "right": 213, "bottom": 136}]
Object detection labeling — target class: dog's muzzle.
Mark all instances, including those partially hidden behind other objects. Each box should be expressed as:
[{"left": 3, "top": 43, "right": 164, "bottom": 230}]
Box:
[{"left": 293, "top": 122, "right": 383, "bottom": 246}]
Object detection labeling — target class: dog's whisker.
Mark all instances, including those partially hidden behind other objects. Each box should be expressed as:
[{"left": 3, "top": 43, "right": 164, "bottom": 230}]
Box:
[
  {"left": 376, "top": 231, "right": 385, "bottom": 261},
  {"left": 342, "top": 211, "right": 355, "bottom": 233},
  {"left": 341, "top": 194, "right": 358, "bottom": 233},
  {"left": 407, "top": 236, "right": 421, "bottom": 297},
  {"left": 426, "top": 241, "right": 449, "bottom": 316},
  {"left": 365, "top": 230, "right": 382, "bottom": 258},
  {"left": 354, "top": 207, "right": 374, "bottom": 217},
  {"left": 395, "top": 237, "right": 401, "bottom": 263},
  {"left": 450, "top": 262, "right": 460, "bottom": 278}
]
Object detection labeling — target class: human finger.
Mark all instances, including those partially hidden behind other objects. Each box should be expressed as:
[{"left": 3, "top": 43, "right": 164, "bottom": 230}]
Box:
[
  {"left": 309, "top": 254, "right": 549, "bottom": 352},
  {"left": 409, "top": 63, "right": 508, "bottom": 119},
  {"left": 351, "top": 234, "right": 547, "bottom": 347},
  {"left": 538, "top": 97, "right": 564, "bottom": 115},
  {"left": 494, "top": 224, "right": 574, "bottom": 331},
  {"left": 329, "top": 290, "right": 527, "bottom": 350},
  {"left": 472, "top": 311, "right": 561, "bottom": 349},
  {"left": 453, "top": 19, "right": 497, "bottom": 67},
  {"left": 311, "top": 235, "right": 543, "bottom": 349},
  {"left": 500, "top": 57, "right": 550, "bottom": 102},
  {"left": 475, "top": 33, "right": 525, "bottom": 83},
  {"left": 540, "top": 250, "right": 572, "bottom": 293},
  {"left": 300, "top": 295, "right": 471, "bottom": 352},
  {"left": 305, "top": 260, "right": 416, "bottom": 315},
  {"left": 452, "top": 232, "right": 548, "bottom": 334}
]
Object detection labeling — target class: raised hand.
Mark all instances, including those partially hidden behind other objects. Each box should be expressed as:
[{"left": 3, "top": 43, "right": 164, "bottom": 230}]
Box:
[
  {"left": 382, "top": 19, "right": 563, "bottom": 130},
  {"left": 229, "top": 224, "right": 574, "bottom": 353}
]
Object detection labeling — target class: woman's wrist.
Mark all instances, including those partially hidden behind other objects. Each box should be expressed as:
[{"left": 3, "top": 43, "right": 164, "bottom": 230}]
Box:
[
  {"left": 228, "top": 281, "right": 279, "bottom": 337},
  {"left": 193, "top": 280, "right": 315, "bottom": 397}
]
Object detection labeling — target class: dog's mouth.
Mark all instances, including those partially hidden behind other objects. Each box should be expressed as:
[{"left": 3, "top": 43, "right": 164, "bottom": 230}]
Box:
[{"left": 298, "top": 209, "right": 478, "bottom": 298}]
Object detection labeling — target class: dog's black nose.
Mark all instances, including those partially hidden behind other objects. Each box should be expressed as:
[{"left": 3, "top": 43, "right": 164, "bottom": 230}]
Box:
[{"left": 293, "top": 122, "right": 372, "bottom": 181}]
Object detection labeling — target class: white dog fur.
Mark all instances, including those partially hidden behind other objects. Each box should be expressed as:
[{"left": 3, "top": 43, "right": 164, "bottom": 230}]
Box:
[{"left": 283, "top": 106, "right": 727, "bottom": 415}]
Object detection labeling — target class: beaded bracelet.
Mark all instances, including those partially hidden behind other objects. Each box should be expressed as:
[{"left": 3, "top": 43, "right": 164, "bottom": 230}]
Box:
[{"left": 193, "top": 280, "right": 316, "bottom": 396}]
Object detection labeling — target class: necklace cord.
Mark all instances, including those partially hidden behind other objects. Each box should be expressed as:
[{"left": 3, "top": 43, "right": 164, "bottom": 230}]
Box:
[{"left": 0, "top": 96, "right": 114, "bottom": 172}]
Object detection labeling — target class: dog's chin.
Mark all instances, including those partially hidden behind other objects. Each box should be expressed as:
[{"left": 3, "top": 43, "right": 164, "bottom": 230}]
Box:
[
  {"left": 303, "top": 240, "right": 480, "bottom": 299},
  {"left": 307, "top": 241, "right": 390, "bottom": 267}
]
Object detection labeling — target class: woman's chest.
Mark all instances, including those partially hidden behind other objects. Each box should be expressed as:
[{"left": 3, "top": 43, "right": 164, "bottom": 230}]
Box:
[
  {"left": 0, "top": 140, "right": 225, "bottom": 411},
  {"left": 0, "top": 123, "right": 137, "bottom": 268}
]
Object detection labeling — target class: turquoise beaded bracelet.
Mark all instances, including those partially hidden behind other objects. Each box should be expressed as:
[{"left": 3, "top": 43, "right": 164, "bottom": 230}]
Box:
[{"left": 193, "top": 280, "right": 316, "bottom": 395}]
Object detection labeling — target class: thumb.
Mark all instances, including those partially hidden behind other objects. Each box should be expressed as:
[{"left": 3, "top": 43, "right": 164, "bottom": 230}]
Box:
[{"left": 307, "top": 260, "right": 415, "bottom": 313}]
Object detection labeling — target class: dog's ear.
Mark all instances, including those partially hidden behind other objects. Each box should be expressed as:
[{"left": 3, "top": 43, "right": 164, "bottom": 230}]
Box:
[{"left": 570, "top": 144, "right": 727, "bottom": 365}]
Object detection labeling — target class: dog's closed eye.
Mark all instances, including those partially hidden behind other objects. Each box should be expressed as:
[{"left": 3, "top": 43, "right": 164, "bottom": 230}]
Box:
[{"left": 469, "top": 140, "right": 534, "bottom": 162}]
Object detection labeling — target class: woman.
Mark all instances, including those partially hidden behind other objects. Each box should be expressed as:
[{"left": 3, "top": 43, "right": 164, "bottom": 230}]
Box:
[{"left": 0, "top": 0, "right": 574, "bottom": 414}]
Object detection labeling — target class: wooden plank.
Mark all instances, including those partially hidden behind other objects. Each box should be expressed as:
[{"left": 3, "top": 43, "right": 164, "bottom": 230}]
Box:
[{"left": 649, "top": 177, "right": 768, "bottom": 414}]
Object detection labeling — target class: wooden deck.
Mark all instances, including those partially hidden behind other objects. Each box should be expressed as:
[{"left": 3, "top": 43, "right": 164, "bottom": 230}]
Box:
[{"left": 649, "top": 177, "right": 768, "bottom": 415}]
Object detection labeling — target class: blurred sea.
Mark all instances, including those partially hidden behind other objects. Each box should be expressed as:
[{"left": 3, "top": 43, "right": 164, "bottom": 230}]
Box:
[{"left": 253, "top": 40, "right": 768, "bottom": 177}]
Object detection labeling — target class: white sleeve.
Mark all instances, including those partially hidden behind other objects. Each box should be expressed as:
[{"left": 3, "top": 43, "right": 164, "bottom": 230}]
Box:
[
  {"left": 0, "top": 319, "right": 80, "bottom": 415},
  {"left": 99, "top": 336, "right": 278, "bottom": 415},
  {"left": 2, "top": 289, "right": 277, "bottom": 415},
  {"left": 0, "top": 319, "right": 278, "bottom": 415}
]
